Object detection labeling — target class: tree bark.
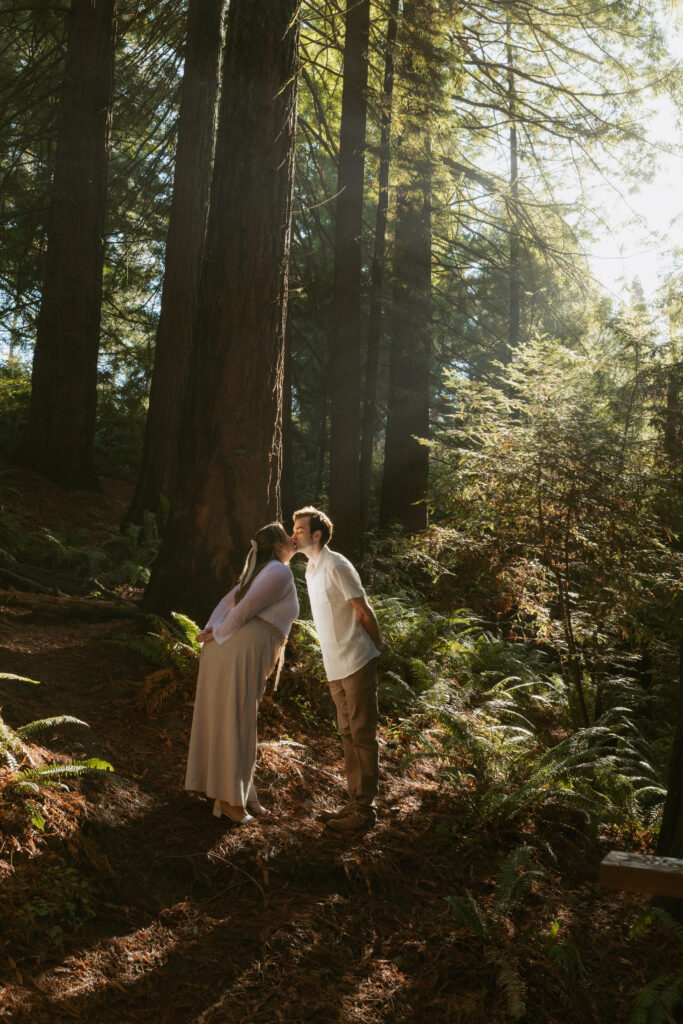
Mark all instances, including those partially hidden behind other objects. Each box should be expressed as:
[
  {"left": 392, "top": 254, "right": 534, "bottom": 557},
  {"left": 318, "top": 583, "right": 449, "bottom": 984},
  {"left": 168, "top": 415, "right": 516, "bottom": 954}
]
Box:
[
  {"left": 378, "top": 169, "right": 432, "bottom": 533},
  {"left": 125, "top": 0, "right": 225, "bottom": 526},
  {"left": 360, "top": 0, "right": 399, "bottom": 535},
  {"left": 20, "top": 0, "right": 117, "bottom": 489},
  {"left": 328, "top": 0, "right": 371, "bottom": 556},
  {"left": 144, "top": 0, "right": 300, "bottom": 624},
  {"left": 378, "top": 0, "right": 433, "bottom": 534},
  {"left": 507, "top": 21, "right": 521, "bottom": 356},
  {"left": 656, "top": 636, "right": 683, "bottom": 920},
  {"left": 281, "top": 312, "right": 297, "bottom": 523}
]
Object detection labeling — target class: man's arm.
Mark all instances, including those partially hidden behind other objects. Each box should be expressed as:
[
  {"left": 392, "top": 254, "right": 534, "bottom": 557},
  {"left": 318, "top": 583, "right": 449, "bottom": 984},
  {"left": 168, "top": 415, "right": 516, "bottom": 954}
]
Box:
[{"left": 348, "top": 596, "right": 388, "bottom": 655}]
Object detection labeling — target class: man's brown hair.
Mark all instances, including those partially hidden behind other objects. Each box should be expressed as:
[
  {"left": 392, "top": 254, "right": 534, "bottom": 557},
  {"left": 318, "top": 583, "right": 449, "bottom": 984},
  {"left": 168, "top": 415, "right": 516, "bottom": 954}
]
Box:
[{"left": 293, "top": 506, "right": 334, "bottom": 546}]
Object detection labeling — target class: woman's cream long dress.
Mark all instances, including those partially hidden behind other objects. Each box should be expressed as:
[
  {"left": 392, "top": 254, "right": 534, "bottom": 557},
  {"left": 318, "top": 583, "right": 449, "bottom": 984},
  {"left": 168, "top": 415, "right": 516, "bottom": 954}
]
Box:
[{"left": 184, "top": 560, "right": 298, "bottom": 808}]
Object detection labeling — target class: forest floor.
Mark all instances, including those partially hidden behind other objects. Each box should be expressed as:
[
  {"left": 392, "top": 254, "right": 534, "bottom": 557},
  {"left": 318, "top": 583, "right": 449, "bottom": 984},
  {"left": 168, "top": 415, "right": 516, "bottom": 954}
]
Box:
[{"left": 0, "top": 462, "right": 681, "bottom": 1024}]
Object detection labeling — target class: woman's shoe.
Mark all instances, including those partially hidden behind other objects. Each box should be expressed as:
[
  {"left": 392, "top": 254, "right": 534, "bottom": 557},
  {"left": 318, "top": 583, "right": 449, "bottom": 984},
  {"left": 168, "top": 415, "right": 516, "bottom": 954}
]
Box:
[
  {"left": 246, "top": 801, "right": 270, "bottom": 817},
  {"left": 213, "top": 799, "right": 254, "bottom": 825}
]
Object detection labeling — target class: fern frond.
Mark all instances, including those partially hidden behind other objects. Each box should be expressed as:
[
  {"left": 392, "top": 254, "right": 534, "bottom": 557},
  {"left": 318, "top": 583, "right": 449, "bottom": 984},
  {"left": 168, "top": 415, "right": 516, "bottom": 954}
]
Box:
[
  {"left": 629, "top": 974, "right": 683, "bottom": 1024},
  {"left": 13, "top": 780, "right": 40, "bottom": 794},
  {"left": 170, "top": 611, "right": 202, "bottom": 651},
  {"left": 24, "top": 801, "right": 45, "bottom": 831},
  {"left": 447, "top": 891, "right": 489, "bottom": 940},
  {"left": 540, "top": 923, "right": 588, "bottom": 979},
  {"left": 0, "top": 717, "right": 24, "bottom": 763},
  {"left": 487, "top": 947, "right": 527, "bottom": 1020},
  {"left": 17, "top": 757, "right": 114, "bottom": 782},
  {"left": 0, "top": 672, "right": 41, "bottom": 686},
  {"left": 630, "top": 908, "right": 683, "bottom": 942},
  {"left": 494, "top": 846, "right": 546, "bottom": 915},
  {"left": 16, "top": 716, "right": 89, "bottom": 739}
]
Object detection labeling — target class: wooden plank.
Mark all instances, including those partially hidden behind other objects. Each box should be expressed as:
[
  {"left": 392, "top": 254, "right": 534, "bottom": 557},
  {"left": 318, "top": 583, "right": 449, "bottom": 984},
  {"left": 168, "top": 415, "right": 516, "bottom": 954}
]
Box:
[{"left": 600, "top": 851, "right": 683, "bottom": 899}]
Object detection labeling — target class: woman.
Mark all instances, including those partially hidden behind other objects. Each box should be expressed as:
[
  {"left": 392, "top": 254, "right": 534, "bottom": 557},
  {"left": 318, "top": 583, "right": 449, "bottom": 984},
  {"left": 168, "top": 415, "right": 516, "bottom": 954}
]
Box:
[{"left": 184, "top": 522, "right": 298, "bottom": 824}]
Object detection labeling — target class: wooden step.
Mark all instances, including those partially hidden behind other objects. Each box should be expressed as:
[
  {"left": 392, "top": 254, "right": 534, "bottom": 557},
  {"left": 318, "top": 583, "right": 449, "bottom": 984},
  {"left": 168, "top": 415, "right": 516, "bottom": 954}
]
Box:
[{"left": 600, "top": 851, "right": 683, "bottom": 899}]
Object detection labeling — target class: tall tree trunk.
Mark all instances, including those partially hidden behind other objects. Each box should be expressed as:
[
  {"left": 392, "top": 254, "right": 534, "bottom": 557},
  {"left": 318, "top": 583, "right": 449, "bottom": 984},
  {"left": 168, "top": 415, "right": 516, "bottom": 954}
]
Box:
[
  {"left": 507, "top": 19, "right": 520, "bottom": 356},
  {"left": 656, "top": 365, "right": 683, "bottom": 918},
  {"left": 125, "top": 0, "right": 224, "bottom": 526},
  {"left": 379, "top": 0, "right": 433, "bottom": 534},
  {"left": 378, "top": 166, "right": 432, "bottom": 533},
  {"left": 314, "top": 386, "right": 329, "bottom": 506},
  {"left": 144, "top": 0, "right": 300, "bottom": 624},
  {"left": 20, "top": 0, "right": 116, "bottom": 489},
  {"left": 360, "top": 0, "right": 398, "bottom": 535},
  {"left": 657, "top": 635, "right": 683, "bottom": 917},
  {"left": 663, "top": 360, "right": 683, "bottom": 546},
  {"left": 281, "top": 312, "right": 297, "bottom": 523},
  {"left": 328, "top": 0, "right": 371, "bottom": 556}
]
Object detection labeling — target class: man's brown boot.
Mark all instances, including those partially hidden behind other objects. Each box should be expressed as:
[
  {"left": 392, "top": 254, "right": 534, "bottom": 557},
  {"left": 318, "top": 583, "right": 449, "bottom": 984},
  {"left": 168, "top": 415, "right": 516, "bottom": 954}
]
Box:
[
  {"left": 319, "top": 801, "right": 355, "bottom": 822},
  {"left": 326, "top": 808, "right": 375, "bottom": 833}
]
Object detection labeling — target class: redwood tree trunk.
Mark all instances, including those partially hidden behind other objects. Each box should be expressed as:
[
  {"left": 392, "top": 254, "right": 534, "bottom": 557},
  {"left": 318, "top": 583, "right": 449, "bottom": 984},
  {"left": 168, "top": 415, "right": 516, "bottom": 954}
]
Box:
[
  {"left": 378, "top": 169, "right": 432, "bottom": 533},
  {"left": 125, "top": 0, "right": 224, "bottom": 525},
  {"left": 378, "top": 0, "right": 434, "bottom": 534},
  {"left": 328, "top": 0, "right": 371, "bottom": 556},
  {"left": 144, "top": 0, "right": 300, "bottom": 623},
  {"left": 281, "top": 312, "right": 297, "bottom": 522},
  {"left": 360, "top": 0, "right": 399, "bottom": 534},
  {"left": 21, "top": 0, "right": 116, "bottom": 489}
]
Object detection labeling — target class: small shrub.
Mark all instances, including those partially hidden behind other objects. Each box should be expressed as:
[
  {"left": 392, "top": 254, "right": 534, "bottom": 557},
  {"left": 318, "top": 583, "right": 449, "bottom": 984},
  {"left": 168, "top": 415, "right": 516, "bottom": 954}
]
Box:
[{"left": 20, "top": 865, "right": 97, "bottom": 947}]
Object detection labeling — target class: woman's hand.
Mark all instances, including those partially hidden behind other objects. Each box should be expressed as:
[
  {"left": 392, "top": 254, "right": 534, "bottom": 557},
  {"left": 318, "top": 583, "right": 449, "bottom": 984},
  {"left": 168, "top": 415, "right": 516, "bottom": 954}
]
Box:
[{"left": 196, "top": 626, "right": 215, "bottom": 644}]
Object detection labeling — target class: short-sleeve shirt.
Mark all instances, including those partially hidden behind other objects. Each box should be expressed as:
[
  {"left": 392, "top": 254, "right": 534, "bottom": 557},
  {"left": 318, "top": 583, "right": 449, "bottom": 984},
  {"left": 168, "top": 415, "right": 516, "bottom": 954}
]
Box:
[{"left": 305, "top": 545, "right": 379, "bottom": 681}]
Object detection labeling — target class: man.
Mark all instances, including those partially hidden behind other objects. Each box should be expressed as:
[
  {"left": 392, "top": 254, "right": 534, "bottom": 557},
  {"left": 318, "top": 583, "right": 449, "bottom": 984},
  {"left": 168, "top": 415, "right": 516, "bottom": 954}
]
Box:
[{"left": 292, "top": 506, "right": 386, "bottom": 833}]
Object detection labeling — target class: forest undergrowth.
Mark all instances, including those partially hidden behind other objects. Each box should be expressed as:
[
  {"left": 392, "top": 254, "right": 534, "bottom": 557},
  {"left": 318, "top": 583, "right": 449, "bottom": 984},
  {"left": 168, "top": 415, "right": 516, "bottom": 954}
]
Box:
[{"left": 1, "top": 460, "right": 682, "bottom": 1024}]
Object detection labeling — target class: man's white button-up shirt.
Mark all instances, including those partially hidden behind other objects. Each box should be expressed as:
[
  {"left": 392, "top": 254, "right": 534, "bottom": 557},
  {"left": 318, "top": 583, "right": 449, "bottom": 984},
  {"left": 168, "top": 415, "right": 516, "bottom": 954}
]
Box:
[{"left": 306, "top": 545, "right": 379, "bottom": 681}]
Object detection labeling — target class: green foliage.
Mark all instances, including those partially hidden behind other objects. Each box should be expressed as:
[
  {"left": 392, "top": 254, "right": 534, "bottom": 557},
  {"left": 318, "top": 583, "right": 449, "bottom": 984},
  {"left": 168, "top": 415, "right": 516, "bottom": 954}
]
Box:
[
  {"left": 376, "top": 590, "right": 667, "bottom": 841},
  {"left": 0, "top": 672, "right": 41, "bottom": 686},
  {"left": 627, "top": 906, "right": 683, "bottom": 1024},
  {"left": 0, "top": 358, "right": 31, "bottom": 448},
  {"left": 629, "top": 907, "right": 683, "bottom": 942},
  {"left": 19, "top": 865, "right": 97, "bottom": 948},
  {"left": 16, "top": 715, "right": 89, "bottom": 740},
  {"left": 0, "top": 672, "right": 113, "bottom": 831},
  {"left": 494, "top": 845, "right": 547, "bottom": 915},
  {"left": 539, "top": 921, "right": 587, "bottom": 979},
  {"left": 372, "top": 593, "right": 472, "bottom": 711},
  {"left": 92, "top": 513, "right": 161, "bottom": 587},
  {"left": 115, "top": 611, "right": 200, "bottom": 678},
  {"left": 16, "top": 758, "right": 114, "bottom": 783},
  {"left": 628, "top": 975, "right": 683, "bottom": 1024},
  {"left": 447, "top": 890, "right": 489, "bottom": 940},
  {"left": 448, "top": 846, "right": 546, "bottom": 1020},
  {"left": 486, "top": 948, "right": 527, "bottom": 1022},
  {"left": 429, "top": 330, "right": 682, "bottom": 768},
  {"left": 281, "top": 618, "right": 335, "bottom": 724},
  {"left": 0, "top": 491, "right": 161, "bottom": 591}
]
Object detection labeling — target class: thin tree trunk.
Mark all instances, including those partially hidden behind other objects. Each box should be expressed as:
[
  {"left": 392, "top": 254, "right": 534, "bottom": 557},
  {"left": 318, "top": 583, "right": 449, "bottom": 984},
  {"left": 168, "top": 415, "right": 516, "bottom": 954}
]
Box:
[
  {"left": 328, "top": 0, "right": 371, "bottom": 556},
  {"left": 20, "top": 0, "right": 117, "bottom": 489},
  {"left": 314, "top": 386, "right": 329, "bottom": 506},
  {"left": 125, "top": 0, "right": 224, "bottom": 526},
  {"left": 507, "top": 20, "right": 520, "bottom": 356},
  {"left": 656, "top": 635, "right": 683, "bottom": 919},
  {"left": 360, "top": 0, "right": 398, "bottom": 535},
  {"left": 144, "top": 0, "right": 300, "bottom": 624},
  {"left": 281, "top": 312, "right": 297, "bottom": 522}
]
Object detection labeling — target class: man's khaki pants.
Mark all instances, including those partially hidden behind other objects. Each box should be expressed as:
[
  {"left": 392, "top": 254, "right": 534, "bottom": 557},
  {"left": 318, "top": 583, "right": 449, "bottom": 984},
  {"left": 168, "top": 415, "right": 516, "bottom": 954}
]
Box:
[{"left": 329, "top": 658, "right": 379, "bottom": 815}]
